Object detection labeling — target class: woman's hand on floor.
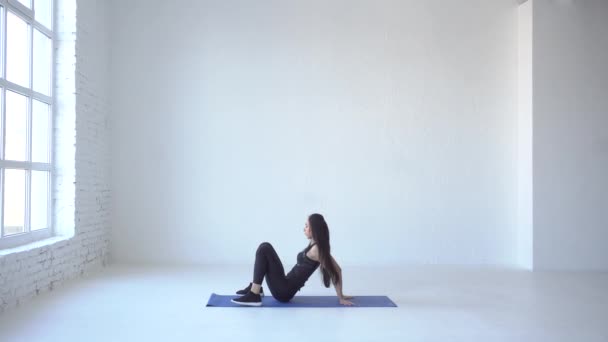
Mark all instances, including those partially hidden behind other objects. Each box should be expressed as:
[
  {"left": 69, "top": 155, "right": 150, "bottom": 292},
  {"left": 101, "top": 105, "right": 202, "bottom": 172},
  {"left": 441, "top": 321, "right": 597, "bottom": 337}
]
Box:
[{"left": 339, "top": 297, "right": 355, "bottom": 306}]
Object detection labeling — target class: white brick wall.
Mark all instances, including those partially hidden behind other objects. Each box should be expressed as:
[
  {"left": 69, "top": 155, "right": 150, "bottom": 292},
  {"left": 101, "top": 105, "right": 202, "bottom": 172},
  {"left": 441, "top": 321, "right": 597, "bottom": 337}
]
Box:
[{"left": 0, "top": 0, "right": 111, "bottom": 314}]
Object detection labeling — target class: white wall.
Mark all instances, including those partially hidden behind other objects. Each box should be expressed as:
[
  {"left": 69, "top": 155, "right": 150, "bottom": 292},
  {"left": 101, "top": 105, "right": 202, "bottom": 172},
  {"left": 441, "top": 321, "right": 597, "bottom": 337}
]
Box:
[
  {"left": 0, "top": 0, "right": 111, "bottom": 313},
  {"left": 532, "top": 0, "right": 608, "bottom": 270},
  {"left": 517, "top": 0, "right": 533, "bottom": 269},
  {"left": 111, "top": 0, "right": 520, "bottom": 266}
]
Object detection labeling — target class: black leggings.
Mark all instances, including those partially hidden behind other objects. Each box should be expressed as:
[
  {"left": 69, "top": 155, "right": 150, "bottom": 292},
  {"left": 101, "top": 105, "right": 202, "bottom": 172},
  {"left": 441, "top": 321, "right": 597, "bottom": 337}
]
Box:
[{"left": 253, "top": 242, "right": 298, "bottom": 302}]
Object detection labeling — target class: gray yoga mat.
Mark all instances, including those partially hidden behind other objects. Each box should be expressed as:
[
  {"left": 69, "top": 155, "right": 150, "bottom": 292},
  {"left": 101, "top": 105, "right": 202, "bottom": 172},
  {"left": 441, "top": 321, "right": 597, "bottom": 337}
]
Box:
[{"left": 206, "top": 293, "right": 397, "bottom": 307}]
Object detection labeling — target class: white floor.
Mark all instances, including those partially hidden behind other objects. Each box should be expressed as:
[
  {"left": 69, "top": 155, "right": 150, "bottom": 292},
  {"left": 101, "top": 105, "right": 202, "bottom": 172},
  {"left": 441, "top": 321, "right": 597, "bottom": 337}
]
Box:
[{"left": 0, "top": 264, "right": 607, "bottom": 342}]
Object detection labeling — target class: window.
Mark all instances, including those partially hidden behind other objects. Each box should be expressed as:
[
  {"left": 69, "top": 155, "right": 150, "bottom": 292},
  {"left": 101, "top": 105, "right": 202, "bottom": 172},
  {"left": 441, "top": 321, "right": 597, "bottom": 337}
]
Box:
[{"left": 0, "top": 0, "right": 53, "bottom": 249}]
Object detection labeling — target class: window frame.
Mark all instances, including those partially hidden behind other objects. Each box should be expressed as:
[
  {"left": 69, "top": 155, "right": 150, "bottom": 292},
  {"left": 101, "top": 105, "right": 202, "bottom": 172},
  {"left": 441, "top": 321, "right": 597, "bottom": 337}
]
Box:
[{"left": 0, "top": 0, "right": 54, "bottom": 250}]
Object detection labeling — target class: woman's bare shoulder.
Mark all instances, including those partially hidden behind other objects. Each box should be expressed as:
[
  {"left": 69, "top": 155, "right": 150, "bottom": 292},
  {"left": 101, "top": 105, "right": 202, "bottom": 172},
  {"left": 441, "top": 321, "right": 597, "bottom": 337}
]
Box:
[{"left": 307, "top": 244, "right": 320, "bottom": 262}]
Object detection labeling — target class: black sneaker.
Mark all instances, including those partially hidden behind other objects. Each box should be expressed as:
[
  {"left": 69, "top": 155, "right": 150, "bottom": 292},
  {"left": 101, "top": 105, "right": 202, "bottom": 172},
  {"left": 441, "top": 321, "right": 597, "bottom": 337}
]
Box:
[
  {"left": 236, "top": 283, "right": 264, "bottom": 297},
  {"left": 231, "top": 291, "right": 263, "bottom": 307}
]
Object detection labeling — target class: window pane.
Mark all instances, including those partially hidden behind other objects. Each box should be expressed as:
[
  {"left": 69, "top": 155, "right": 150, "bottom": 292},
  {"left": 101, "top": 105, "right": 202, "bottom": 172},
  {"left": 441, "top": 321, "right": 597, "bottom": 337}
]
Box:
[
  {"left": 5, "top": 91, "right": 28, "bottom": 161},
  {"left": 35, "top": 0, "right": 52, "bottom": 29},
  {"left": 3, "top": 169, "right": 26, "bottom": 235},
  {"left": 31, "top": 170, "right": 49, "bottom": 230},
  {"left": 33, "top": 29, "right": 52, "bottom": 96},
  {"left": 7, "top": 11, "right": 30, "bottom": 88},
  {"left": 16, "top": 0, "right": 32, "bottom": 9},
  {"left": 32, "top": 100, "right": 50, "bottom": 163}
]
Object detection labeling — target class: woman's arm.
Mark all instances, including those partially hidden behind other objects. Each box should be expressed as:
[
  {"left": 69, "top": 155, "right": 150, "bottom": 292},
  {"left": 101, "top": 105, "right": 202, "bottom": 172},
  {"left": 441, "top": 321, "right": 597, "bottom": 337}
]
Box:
[{"left": 331, "top": 256, "right": 354, "bottom": 305}]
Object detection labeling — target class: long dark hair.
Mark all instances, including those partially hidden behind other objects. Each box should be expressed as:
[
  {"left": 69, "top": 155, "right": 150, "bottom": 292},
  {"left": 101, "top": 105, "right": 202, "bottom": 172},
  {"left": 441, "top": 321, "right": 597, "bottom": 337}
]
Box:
[{"left": 308, "top": 213, "right": 341, "bottom": 288}]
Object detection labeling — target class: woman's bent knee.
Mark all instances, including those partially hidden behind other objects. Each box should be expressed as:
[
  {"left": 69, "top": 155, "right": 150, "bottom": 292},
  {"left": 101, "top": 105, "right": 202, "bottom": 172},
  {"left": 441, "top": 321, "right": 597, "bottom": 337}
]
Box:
[{"left": 257, "top": 242, "right": 272, "bottom": 251}]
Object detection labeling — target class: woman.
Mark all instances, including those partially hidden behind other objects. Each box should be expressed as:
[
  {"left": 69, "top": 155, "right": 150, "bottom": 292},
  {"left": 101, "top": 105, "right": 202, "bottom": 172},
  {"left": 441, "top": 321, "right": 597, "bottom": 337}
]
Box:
[{"left": 231, "top": 213, "right": 355, "bottom": 306}]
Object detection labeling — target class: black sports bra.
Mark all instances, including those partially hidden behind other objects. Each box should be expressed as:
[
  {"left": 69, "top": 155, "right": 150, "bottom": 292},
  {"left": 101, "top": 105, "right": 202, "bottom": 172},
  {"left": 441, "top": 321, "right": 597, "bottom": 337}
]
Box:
[{"left": 286, "top": 242, "right": 320, "bottom": 289}]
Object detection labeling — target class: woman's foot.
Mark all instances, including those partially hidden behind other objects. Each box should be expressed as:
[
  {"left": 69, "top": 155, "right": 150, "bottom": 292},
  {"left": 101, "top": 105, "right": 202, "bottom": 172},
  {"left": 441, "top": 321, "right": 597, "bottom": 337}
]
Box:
[
  {"left": 231, "top": 291, "right": 262, "bottom": 307},
  {"left": 236, "top": 283, "right": 264, "bottom": 296}
]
